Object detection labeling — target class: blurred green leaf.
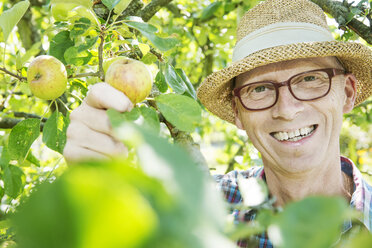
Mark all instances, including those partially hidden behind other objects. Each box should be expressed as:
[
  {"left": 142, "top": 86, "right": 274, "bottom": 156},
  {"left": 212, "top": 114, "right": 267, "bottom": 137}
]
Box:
[
  {"left": 0, "top": 0, "right": 30, "bottom": 42},
  {"left": 200, "top": 2, "right": 223, "bottom": 21},
  {"left": 8, "top": 118, "right": 40, "bottom": 162},
  {"left": 139, "top": 106, "right": 160, "bottom": 134},
  {"left": 268, "top": 196, "right": 350, "bottom": 248},
  {"left": 125, "top": 21, "right": 179, "bottom": 51},
  {"left": 4, "top": 164, "right": 25, "bottom": 198},
  {"left": 107, "top": 108, "right": 141, "bottom": 129},
  {"left": 155, "top": 94, "right": 202, "bottom": 132},
  {"left": 42, "top": 111, "right": 69, "bottom": 154}
]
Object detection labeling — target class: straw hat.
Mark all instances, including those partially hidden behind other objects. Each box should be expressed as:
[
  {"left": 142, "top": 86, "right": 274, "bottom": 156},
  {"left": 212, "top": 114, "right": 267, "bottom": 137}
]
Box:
[{"left": 197, "top": 0, "right": 372, "bottom": 124}]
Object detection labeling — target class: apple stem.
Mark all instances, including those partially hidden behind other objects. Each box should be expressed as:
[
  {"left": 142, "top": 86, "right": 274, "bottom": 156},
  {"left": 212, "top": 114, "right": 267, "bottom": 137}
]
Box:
[{"left": 34, "top": 73, "right": 42, "bottom": 80}]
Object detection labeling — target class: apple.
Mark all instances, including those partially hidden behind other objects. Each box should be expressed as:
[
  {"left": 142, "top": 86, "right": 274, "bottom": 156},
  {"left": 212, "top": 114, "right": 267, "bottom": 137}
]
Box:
[
  {"left": 27, "top": 55, "right": 67, "bottom": 100},
  {"left": 103, "top": 56, "right": 128, "bottom": 74},
  {"left": 105, "top": 57, "right": 153, "bottom": 104}
]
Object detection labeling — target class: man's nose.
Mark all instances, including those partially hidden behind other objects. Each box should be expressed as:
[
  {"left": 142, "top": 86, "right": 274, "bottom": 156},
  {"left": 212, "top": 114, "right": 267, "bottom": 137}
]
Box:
[{"left": 271, "top": 86, "right": 304, "bottom": 120}]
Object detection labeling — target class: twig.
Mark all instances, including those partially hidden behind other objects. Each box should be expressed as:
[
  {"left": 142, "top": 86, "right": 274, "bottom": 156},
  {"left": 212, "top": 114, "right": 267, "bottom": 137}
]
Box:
[
  {"left": 98, "top": 32, "right": 105, "bottom": 81},
  {"left": 68, "top": 72, "right": 100, "bottom": 78},
  {"left": 0, "top": 67, "right": 27, "bottom": 81},
  {"left": 311, "top": 0, "right": 372, "bottom": 44},
  {"left": 12, "top": 111, "right": 47, "bottom": 122}
]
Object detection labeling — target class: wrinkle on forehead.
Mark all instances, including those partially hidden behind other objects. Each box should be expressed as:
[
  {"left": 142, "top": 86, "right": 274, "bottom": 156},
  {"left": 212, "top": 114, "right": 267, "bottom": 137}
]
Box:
[{"left": 236, "top": 56, "right": 344, "bottom": 87}]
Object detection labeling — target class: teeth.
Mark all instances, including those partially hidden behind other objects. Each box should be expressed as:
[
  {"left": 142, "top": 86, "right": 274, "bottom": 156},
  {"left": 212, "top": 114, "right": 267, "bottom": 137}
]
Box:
[{"left": 273, "top": 125, "right": 315, "bottom": 142}]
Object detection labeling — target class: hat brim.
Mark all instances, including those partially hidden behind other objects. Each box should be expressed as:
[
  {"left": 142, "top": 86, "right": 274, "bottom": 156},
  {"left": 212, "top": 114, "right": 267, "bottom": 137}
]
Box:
[{"left": 197, "top": 40, "right": 372, "bottom": 124}]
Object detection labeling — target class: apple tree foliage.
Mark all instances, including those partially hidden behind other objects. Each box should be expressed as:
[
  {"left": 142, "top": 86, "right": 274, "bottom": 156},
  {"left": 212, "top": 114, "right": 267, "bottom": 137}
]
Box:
[{"left": 0, "top": 0, "right": 372, "bottom": 247}]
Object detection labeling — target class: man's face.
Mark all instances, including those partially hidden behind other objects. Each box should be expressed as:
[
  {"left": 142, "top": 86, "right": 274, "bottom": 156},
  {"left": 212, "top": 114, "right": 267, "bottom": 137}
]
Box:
[{"left": 233, "top": 57, "right": 356, "bottom": 175}]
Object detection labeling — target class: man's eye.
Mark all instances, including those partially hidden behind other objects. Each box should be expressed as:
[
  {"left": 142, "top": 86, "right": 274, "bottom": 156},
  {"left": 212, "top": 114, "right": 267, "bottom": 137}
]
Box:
[
  {"left": 303, "top": 75, "right": 316, "bottom": 81},
  {"left": 254, "top": 85, "right": 267, "bottom": 92}
]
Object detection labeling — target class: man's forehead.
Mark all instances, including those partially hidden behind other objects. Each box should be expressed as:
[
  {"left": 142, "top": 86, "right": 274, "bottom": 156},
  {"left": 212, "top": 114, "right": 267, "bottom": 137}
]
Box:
[{"left": 236, "top": 56, "right": 341, "bottom": 84}]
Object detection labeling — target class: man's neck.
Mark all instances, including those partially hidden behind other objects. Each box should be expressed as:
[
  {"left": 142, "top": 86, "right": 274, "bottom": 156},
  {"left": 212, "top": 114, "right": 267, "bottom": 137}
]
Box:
[{"left": 262, "top": 156, "right": 352, "bottom": 207}]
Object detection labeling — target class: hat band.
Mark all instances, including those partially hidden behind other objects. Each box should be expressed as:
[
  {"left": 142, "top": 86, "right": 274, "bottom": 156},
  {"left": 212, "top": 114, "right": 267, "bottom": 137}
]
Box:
[{"left": 232, "top": 22, "right": 334, "bottom": 62}]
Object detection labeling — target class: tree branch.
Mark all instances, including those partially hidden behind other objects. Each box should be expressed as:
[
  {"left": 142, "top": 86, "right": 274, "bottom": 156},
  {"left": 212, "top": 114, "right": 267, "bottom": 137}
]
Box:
[
  {"left": 68, "top": 72, "right": 100, "bottom": 79},
  {"left": 116, "top": 0, "right": 144, "bottom": 21},
  {"left": 139, "top": 0, "right": 173, "bottom": 22},
  {"left": 0, "top": 67, "right": 27, "bottom": 81},
  {"left": 0, "top": 117, "right": 45, "bottom": 131},
  {"left": 311, "top": 0, "right": 372, "bottom": 44}
]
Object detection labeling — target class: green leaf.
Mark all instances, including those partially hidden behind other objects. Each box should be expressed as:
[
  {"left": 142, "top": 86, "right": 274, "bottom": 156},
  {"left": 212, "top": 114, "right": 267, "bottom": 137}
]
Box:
[
  {"left": 51, "top": 0, "right": 92, "bottom": 8},
  {"left": 154, "top": 70, "right": 168, "bottom": 93},
  {"left": 200, "top": 2, "right": 223, "bottom": 21},
  {"left": 42, "top": 111, "right": 70, "bottom": 154},
  {"left": 49, "top": 31, "right": 74, "bottom": 64},
  {"left": 139, "top": 106, "right": 160, "bottom": 134},
  {"left": 114, "top": 0, "right": 131, "bottom": 15},
  {"left": 155, "top": 94, "right": 202, "bottom": 132},
  {"left": 164, "top": 64, "right": 187, "bottom": 94},
  {"left": 102, "top": 0, "right": 121, "bottom": 10},
  {"left": 64, "top": 46, "right": 93, "bottom": 66},
  {"left": 8, "top": 118, "right": 41, "bottom": 162},
  {"left": 4, "top": 165, "right": 25, "bottom": 199},
  {"left": 0, "top": 146, "right": 10, "bottom": 170},
  {"left": 21, "top": 42, "right": 41, "bottom": 67},
  {"left": 141, "top": 53, "right": 158, "bottom": 65},
  {"left": 269, "top": 196, "right": 349, "bottom": 248},
  {"left": 125, "top": 21, "right": 179, "bottom": 51},
  {"left": 26, "top": 150, "right": 40, "bottom": 167},
  {"left": 107, "top": 108, "right": 140, "bottom": 128},
  {"left": 175, "top": 68, "right": 197, "bottom": 99},
  {"left": 70, "top": 18, "right": 91, "bottom": 38},
  {"left": 0, "top": 0, "right": 30, "bottom": 42}
]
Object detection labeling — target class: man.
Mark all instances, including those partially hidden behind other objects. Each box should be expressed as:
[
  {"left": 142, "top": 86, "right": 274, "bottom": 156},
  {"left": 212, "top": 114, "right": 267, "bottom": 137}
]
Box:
[{"left": 64, "top": 0, "right": 372, "bottom": 246}]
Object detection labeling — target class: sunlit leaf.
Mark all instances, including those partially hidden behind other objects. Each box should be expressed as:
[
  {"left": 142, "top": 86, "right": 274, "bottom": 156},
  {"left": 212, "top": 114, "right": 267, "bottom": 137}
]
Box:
[
  {"left": 3, "top": 164, "right": 25, "bottom": 199},
  {"left": 42, "top": 111, "right": 69, "bottom": 154},
  {"left": 8, "top": 118, "right": 40, "bottom": 162},
  {"left": 164, "top": 64, "right": 187, "bottom": 94},
  {"left": 155, "top": 94, "right": 202, "bottom": 132},
  {"left": 125, "top": 21, "right": 179, "bottom": 51},
  {"left": 102, "top": 0, "right": 121, "bottom": 10},
  {"left": 0, "top": 0, "right": 30, "bottom": 42}
]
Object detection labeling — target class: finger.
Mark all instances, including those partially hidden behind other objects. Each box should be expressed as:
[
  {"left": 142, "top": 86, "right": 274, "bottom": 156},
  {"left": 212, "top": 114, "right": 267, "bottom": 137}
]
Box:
[
  {"left": 66, "top": 121, "right": 128, "bottom": 157},
  {"left": 70, "top": 101, "right": 112, "bottom": 135},
  {"left": 63, "top": 141, "right": 108, "bottom": 164},
  {"left": 85, "top": 82, "right": 133, "bottom": 112}
]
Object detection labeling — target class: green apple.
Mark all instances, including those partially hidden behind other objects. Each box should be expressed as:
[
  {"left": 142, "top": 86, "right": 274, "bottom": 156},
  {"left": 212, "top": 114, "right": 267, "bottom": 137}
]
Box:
[
  {"left": 105, "top": 57, "right": 153, "bottom": 104},
  {"left": 27, "top": 55, "right": 67, "bottom": 100}
]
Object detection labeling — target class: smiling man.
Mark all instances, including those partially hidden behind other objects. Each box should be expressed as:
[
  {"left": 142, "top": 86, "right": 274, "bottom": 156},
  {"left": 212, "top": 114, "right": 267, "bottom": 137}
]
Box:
[{"left": 196, "top": 0, "right": 372, "bottom": 247}]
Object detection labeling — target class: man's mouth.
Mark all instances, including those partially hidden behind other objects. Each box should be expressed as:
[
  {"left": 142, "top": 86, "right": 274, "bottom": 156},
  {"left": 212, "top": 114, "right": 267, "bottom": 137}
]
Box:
[{"left": 270, "top": 125, "right": 317, "bottom": 142}]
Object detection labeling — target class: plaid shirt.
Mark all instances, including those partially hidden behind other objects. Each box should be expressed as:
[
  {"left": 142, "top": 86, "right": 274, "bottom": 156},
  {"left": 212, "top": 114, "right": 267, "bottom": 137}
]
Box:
[{"left": 214, "top": 156, "right": 372, "bottom": 248}]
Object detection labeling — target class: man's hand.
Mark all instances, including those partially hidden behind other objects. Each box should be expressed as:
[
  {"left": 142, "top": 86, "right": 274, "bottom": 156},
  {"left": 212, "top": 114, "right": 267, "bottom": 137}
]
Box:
[{"left": 63, "top": 82, "right": 133, "bottom": 163}]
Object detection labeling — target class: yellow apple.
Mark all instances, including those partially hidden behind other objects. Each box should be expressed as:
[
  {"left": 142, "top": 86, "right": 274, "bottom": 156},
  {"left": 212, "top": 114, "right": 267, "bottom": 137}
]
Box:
[
  {"left": 27, "top": 55, "right": 67, "bottom": 100},
  {"left": 105, "top": 57, "right": 153, "bottom": 104},
  {"left": 103, "top": 56, "right": 128, "bottom": 74}
]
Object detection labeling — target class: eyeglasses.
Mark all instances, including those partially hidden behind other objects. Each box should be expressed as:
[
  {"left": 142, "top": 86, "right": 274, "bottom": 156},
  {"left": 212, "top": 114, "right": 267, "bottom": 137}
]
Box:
[{"left": 232, "top": 68, "right": 346, "bottom": 111}]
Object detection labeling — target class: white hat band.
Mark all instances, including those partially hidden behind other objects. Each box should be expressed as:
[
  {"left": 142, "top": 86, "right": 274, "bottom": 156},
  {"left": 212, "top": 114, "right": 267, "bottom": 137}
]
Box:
[{"left": 232, "top": 22, "right": 334, "bottom": 62}]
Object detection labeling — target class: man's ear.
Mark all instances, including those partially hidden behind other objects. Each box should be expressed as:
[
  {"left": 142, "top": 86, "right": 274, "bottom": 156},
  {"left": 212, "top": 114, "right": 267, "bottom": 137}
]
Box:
[
  {"left": 232, "top": 97, "right": 244, "bottom": 129},
  {"left": 343, "top": 73, "right": 357, "bottom": 114}
]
